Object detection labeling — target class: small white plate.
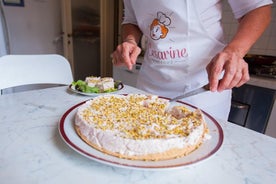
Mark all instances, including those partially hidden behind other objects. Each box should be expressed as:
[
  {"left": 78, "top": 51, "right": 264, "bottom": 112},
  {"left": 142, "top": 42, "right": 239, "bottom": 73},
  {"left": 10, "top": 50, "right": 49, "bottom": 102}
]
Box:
[
  {"left": 58, "top": 98, "right": 224, "bottom": 170},
  {"left": 68, "top": 82, "right": 124, "bottom": 97}
]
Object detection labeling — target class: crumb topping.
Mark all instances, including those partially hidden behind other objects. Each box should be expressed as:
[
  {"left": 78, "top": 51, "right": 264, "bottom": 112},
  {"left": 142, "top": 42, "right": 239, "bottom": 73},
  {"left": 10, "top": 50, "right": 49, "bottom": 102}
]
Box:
[{"left": 80, "top": 94, "right": 203, "bottom": 139}]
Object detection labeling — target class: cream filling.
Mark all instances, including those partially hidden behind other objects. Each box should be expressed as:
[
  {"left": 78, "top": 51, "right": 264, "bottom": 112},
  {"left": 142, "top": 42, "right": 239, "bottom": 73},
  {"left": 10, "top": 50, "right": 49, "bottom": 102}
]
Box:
[{"left": 75, "top": 111, "right": 205, "bottom": 156}]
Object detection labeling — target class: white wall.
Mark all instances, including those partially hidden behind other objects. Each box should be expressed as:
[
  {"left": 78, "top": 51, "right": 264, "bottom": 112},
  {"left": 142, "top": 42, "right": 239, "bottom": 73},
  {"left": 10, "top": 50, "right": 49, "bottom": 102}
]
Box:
[{"left": 2, "top": 0, "right": 62, "bottom": 54}]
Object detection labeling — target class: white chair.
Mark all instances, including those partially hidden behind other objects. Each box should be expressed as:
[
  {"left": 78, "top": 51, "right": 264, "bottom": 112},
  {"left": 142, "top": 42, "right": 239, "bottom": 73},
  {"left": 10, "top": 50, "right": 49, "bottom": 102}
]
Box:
[{"left": 0, "top": 54, "right": 73, "bottom": 94}]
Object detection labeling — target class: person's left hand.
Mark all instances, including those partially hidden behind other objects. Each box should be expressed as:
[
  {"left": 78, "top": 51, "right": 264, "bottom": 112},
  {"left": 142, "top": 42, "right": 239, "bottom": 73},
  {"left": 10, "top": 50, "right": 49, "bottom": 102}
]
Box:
[
  {"left": 112, "top": 41, "right": 141, "bottom": 70},
  {"left": 206, "top": 49, "right": 250, "bottom": 92}
]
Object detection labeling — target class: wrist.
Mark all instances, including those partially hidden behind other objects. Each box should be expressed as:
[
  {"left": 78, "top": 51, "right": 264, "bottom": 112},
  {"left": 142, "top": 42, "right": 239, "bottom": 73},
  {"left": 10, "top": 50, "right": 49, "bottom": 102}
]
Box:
[
  {"left": 123, "top": 38, "right": 138, "bottom": 46},
  {"left": 222, "top": 45, "right": 247, "bottom": 59}
]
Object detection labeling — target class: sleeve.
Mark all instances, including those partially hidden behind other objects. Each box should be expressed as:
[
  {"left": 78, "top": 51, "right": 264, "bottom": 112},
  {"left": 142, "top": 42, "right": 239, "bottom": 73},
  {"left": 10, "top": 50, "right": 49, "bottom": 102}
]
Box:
[
  {"left": 227, "top": 0, "right": 273, "bottom": 19},
  {"left": 122, "top": 0, "right": 138, "bottom": 25}
]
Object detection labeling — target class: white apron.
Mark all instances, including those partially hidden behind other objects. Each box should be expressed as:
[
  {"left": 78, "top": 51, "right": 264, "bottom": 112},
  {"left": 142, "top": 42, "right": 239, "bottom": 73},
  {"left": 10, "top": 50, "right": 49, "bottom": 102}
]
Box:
[{"left": 132, "top": 0, "right": 231, "bottom": 120}]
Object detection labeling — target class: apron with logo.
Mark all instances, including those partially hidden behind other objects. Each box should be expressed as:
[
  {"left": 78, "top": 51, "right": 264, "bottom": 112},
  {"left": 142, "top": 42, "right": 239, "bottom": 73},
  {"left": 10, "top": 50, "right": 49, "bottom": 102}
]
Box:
[{"left": 130, "top": 0, "right": 231, "bottom": 120}]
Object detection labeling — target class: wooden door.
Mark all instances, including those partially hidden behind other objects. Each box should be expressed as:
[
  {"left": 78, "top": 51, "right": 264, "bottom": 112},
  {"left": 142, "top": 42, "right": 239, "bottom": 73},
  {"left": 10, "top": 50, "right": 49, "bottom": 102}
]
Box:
[
  {"left": 61, "top": 0, "right": 118, "bottom": 79},
  {"left": 61, "top": 0, "right": 74, "bottom": 76}
]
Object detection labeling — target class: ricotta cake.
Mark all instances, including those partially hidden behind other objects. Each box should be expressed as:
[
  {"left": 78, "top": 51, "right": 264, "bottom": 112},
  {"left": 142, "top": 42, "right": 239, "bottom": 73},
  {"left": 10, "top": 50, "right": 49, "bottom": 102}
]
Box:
[
  {"left": 74, "top": 94, "right": 209, "bottom": 161},
  {"left": 85, "top": 76, "right": 115, "bottom": 92}
]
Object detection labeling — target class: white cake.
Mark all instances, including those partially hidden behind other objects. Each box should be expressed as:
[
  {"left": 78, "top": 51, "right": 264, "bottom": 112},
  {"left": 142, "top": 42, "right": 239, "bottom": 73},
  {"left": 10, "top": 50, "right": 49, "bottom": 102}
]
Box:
[
  {"left": 85, "top": 76, "right": 114, "bottom": 91},
  {"left": 85, "top": 76, "right": 100, "bottom": 87},
  {"left": 75, "top": 94, "right": 209, "bottom": 161}
]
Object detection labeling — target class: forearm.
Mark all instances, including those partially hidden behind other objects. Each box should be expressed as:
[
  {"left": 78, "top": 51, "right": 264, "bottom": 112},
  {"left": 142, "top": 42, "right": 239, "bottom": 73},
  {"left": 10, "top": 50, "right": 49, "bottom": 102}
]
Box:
[
  {"left": 122, "top": 23, "right": 143, "bottom": 45},
  {"left": 224, "top": 5, "right": 272, "bottom": 57}
]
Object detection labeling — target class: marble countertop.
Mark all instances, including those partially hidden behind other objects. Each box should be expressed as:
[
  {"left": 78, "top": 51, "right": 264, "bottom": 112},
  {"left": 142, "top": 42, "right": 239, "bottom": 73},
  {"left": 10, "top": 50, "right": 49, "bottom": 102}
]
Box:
[
  {"left": 247, "top": 75, "right": 276, "bottom": 90},
  {"left": 0, "top": 86, "right": 276, "bottom": 184}
]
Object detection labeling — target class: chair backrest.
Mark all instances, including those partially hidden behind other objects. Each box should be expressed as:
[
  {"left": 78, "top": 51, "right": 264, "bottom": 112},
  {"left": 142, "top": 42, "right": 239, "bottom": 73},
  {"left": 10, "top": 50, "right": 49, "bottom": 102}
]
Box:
[{"left": 0, "top": 54, "right": 73, "bottom": 91}]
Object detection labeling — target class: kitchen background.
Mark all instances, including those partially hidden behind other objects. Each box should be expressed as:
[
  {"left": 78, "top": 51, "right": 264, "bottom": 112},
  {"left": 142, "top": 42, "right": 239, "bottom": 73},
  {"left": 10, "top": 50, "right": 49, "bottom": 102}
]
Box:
[
  {"left": 0, "top": 0, "right": 117, "bottom": 79},
  {"left": 0, "top": 0, "right": 275, "bottom": 137},
  {"left": 0, "top": 0, "right": 275, "bottom": 68}
]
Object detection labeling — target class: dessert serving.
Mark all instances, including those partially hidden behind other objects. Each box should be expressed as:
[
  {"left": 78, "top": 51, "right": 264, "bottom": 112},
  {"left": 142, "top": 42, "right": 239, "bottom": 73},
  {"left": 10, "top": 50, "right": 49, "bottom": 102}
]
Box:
[
  {"left": 74, "top": 94, "right": 210, "bottom": 161},
  {"left": 70, "top": 76, "right": 123, "bottom": 94}
]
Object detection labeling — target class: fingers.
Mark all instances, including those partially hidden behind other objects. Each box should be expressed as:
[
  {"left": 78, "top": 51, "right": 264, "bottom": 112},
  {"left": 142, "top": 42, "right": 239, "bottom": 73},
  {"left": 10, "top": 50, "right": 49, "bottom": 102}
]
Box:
[
  {"left": 130, "top": 47, "right": 142, "bottom": 65},
  {"left": 112, "top": 42, "right": 141, "bottom": 70},
  {"left": 207, "top": 54, "right": 224, "bottom": 92},
  {"left": 236, "top": 61, "right": 250, "bottom": 87},
  {"left": 207, "top": 51, "right": 250, "bottom": 92},
  {"left": 217, "top": 53, "right": 240, "bottom": 91}
]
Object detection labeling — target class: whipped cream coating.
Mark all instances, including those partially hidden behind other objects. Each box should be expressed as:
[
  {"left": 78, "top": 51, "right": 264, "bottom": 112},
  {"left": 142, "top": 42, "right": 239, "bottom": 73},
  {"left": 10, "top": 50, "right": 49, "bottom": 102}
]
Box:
[
  {"left": 75, "top": 94, "right": 208, "bottom": 157},
  {"left": 76, "top": 118, "right": 204, "bottom": 156}
]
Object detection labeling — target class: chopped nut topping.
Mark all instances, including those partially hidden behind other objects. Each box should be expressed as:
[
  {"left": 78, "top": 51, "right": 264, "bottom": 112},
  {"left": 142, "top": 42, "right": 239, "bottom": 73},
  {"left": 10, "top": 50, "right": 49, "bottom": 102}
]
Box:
[{"left": 81, "top": 94, "right": 202, "bottom": 139}]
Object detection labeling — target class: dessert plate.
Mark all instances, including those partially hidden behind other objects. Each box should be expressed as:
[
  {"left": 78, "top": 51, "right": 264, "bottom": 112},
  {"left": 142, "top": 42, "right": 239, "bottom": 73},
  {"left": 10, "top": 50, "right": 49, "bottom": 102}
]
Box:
[
  {"left": 68, "top": 81, "right": 124, "bottom": 96},
  {"left": 59, "top": 99, "right": 224, "bottom": 170}
]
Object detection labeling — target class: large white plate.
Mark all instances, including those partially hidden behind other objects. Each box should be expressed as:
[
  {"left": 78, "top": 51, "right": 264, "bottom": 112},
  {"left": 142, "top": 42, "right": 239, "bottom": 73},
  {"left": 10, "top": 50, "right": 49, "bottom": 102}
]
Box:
[
  {"left": 68, "top": 82, "right": 124, "bottom": 96},
  {"left": 58, "top": 98, "right": 223, "bottom": 170}
]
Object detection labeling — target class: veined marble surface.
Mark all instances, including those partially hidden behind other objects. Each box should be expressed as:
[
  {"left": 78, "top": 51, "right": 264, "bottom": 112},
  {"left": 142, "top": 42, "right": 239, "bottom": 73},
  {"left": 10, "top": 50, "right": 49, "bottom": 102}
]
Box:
[
  {"left": 0, "top": 86, "right": 276, "bottom": 184},
  {"left": 247, "top": 75, "right": 276, "bottom": 90}
]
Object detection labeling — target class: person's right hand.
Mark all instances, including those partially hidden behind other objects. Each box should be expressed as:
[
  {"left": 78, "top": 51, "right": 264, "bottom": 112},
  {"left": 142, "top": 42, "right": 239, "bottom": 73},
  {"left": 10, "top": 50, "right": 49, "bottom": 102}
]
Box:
[
  {"left": 112, "top": 40, "right": 141, "bottom": 70},
  {"left": 206, "top": 48, "right": 250, "bottom": 92}
]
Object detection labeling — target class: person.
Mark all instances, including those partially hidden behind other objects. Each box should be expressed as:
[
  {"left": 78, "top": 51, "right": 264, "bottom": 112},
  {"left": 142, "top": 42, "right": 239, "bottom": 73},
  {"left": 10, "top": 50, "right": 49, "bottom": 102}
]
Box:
[{"left": 112, "top": 0, "right": 272, "bottom": 120}]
